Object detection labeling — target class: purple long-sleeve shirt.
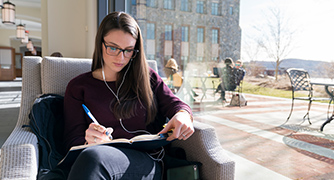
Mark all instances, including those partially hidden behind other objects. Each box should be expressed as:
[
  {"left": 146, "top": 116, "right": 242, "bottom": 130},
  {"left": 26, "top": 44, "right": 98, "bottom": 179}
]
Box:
[{"left": 63, "top": 68, "right": 192, "bottom": 151}]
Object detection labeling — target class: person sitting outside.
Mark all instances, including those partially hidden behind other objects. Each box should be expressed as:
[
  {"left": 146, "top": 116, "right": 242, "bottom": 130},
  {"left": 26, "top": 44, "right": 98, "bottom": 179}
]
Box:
[
  {"left": 164, "top": 58, "right": 182, "bottom": 93},
  {"left": 164, "top": 58, "right": 198, "bottom": 98},
  {"left": 234, "top": 59, "right": 246, "bottom": 85},
  {"left": 214, "top": 58, "right": 245, "bottom": 103}
]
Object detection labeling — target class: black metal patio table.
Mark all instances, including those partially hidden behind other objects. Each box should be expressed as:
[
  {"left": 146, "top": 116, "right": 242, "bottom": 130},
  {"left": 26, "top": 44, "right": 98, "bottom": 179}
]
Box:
[{"left": 310, "top": 80, "right": 334, "bottom": 131}]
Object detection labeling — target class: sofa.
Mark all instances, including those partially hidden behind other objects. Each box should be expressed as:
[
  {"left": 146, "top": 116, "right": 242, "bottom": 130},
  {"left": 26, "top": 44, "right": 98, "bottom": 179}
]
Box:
[{"left": 0, "top": 56, "right": 235, "bottom": 179}]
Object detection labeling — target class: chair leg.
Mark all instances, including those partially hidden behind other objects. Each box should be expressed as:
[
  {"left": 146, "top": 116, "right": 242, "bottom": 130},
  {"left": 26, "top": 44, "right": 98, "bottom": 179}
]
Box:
[
  {"left": 286, "top": 98, "right": 295, "bottom": 123},
  {"left": 321, "top": 99, "right": 334, "bottom": 131},
  {"left": 303, "top": 100, "right": 312, "bottom": 125},
  {"left": 327, "top": 98, "right": 333, "bottom": 120}
]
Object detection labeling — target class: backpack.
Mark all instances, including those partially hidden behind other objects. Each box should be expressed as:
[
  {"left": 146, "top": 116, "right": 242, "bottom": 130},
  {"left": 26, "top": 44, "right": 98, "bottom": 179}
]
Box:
[
  {"left": 230, "top": 93, "right": 247, "bottom": 106},
  {"left": 25, "top": 94, "right": 66, "bottom": 178}
]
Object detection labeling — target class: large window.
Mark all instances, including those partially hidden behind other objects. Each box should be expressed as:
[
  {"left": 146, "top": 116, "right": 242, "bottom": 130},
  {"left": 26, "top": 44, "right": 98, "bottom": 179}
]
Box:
[
  {"left": 212, "top": 29, "right": 218, "bottom": 44},
  {"left": 229, "top": 6, "right": 233, "bottom": 15},
  {"left": 197, "top": 27, "right": 204, "bottom": 43},
  {"left": 181, "top": 0, "right": 189, "bottom": 12},
  {"left": 164, "top": 0, "right": 174, "bottom": 10},
  {"left": 181, "top": 26, "right": 189, "bottom": 42},
  {"left": 165, "top": 25, "right": 173, "bottom": 40},
  {"left": 212, "top": 2, "right": 219, "bottom": 15},
  {"left": 196, "top": 1, "right": 204, "bottom": 14},
  {"left": 147, "top": 0, "right": 156, "bottom": 7},
  {"left": 147, "top": 23, "right": 155, "bottom": 39}
]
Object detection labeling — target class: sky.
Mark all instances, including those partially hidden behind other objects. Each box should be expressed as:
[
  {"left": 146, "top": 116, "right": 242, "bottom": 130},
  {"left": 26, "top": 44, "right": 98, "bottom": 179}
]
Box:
[{"left": 239, "top": 0, "right": 334, "bottom": 62}]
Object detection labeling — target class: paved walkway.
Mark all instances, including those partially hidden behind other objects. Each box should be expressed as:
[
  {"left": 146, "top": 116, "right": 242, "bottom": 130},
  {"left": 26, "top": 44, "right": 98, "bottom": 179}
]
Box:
[
  {"left": 193, "top": 90, "right": 334, "bottom": 180},
  {"left": 1, "top": 80, "right": 334, "bottom": 179}
]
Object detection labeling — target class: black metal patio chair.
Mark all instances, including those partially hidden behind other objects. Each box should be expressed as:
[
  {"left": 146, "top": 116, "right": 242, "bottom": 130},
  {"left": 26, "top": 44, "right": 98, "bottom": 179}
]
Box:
[{"left": 286, "top": 68, "right": 332, "bottom": 124}]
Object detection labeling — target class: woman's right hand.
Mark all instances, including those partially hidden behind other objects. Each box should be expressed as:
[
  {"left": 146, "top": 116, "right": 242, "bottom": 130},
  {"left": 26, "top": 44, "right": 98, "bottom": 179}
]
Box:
[{"left": 85, "top": 123, "right": 113, "bottom": 144}]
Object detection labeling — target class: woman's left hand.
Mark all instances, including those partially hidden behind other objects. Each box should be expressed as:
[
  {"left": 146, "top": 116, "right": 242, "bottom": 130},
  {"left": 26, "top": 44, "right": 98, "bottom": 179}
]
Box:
[{"left": 158, "top": 110, "right": 194, "bottom": 141}]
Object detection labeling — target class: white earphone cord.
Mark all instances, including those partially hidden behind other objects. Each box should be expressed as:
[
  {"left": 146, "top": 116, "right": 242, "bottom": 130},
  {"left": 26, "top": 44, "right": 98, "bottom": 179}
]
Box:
[
  {"left": 101, "top": 58, "right": 165, "bottom": 163},
  {"left": 101, "top": 58, "right": 132, "bottom": 104},
  {"left": 101, "top": 58, "right": 150, "bottom": 135}
]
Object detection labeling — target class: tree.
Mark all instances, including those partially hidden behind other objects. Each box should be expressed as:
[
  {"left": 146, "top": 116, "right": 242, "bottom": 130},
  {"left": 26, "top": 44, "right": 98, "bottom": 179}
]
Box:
[
  {"left": 255, "top": 7, "right": 296, "bottom": 81},
  {"left": 241, "top": 34, "right": 261, "bottom": 61}
]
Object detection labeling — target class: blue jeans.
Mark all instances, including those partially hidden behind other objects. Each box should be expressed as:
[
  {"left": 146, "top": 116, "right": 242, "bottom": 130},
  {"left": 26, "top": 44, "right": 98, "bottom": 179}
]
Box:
[{"left": 67, "top": 145, "right": 162, "bottom": 180}]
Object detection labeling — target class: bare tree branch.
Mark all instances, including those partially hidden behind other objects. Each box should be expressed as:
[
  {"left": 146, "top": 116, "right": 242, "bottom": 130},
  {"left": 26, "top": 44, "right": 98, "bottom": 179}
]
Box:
[{"left": 252, "top": 6, "right": 297, "bottom": 81}]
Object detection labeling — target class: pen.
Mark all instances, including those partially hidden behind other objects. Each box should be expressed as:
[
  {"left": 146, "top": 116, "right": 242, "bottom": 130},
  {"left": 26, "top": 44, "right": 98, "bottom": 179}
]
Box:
[
  {"left": 82, "top": 104, "right": 112, "bottom": 139},
  {"left": 82, "top": 104, "right": 100, "bottom": 125}
]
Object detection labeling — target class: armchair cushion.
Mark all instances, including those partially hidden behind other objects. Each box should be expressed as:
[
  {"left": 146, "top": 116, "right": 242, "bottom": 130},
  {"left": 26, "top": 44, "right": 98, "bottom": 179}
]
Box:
[{"left": 41, "top": 57, "right": 91, "bottom": 95}]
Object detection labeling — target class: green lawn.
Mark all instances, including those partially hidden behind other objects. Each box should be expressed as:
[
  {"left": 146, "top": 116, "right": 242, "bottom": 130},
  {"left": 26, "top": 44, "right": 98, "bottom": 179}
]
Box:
[
  {"left": 242, "top": 81, "right": 331, "bottom": 103},
  {"left": 186, "top": 77, "right": 330, "bottom": 103},
  {"left": 242, "top": 81, "right": 293, "bottom": 99}
]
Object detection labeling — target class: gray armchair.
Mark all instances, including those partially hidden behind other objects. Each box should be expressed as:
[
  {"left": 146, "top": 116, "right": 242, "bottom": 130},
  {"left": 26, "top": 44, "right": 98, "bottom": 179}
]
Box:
[{"left": 0, "top": 56, "right": 235, "bottom": 180}]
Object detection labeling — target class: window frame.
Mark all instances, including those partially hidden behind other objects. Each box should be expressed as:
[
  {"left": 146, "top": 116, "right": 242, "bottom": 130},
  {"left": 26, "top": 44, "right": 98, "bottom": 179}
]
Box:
[
  {"left": 147, "top": 23, "right": 155, "bottom": 40},
  {"left": 211, "top": 2, "right": 219, "bottom": 15},
  {"left": 181, "top": 26, "right": 189, "bottom": 42},
  {"left": 197, "top": 27, "right": 204, "bottom": 43},
  {"left": 196, "top": 0, "right": 204, "bottom": 14},
  {"left": 212, "top": 28, "right": 219, "bottom": 44},
  {"left": 165, "top": 24, "right": 173, "bottom": 41}
]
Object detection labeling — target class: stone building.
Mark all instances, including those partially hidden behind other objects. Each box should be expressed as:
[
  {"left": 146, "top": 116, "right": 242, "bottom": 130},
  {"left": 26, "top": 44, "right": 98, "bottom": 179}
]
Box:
[{"left": 129, "top": 0, "right": 241, "bottom": 76}]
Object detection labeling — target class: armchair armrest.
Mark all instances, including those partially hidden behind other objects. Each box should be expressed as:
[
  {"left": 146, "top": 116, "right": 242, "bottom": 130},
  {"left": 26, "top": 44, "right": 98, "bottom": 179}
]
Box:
[
  {"left": 0, "top": 56, "right": 42, "bottom": 180},
  {"left": 171, "top": 121, "right": 235, "bottom": 180},
  {"left": 0, "top": 127, "right": 39, "bottom": 180}
]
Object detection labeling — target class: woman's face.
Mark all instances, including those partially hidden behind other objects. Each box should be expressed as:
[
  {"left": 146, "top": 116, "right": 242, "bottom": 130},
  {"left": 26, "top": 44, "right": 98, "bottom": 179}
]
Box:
[{"left": 102, "top": 29, "right": 137, "bottom": 76}]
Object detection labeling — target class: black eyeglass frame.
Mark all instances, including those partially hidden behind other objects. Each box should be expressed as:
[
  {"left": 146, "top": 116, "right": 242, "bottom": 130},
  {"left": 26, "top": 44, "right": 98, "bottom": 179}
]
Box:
[{"left": 103, "top": 42, "right": 139, "bottom": 58}]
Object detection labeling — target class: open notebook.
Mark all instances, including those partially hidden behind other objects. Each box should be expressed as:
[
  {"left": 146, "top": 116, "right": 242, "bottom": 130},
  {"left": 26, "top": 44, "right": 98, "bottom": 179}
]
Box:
[{"left": 58, "top": 133, "right": 172, "bottom": 167}]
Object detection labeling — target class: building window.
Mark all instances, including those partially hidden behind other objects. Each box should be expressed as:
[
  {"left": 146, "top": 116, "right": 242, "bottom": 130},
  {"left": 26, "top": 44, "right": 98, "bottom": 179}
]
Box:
[
  {"left": 181, "top": 0, "right": 189, "bottom": 12},
  {"left": 196, "top": 1, "right": 204, "bottom": 14},
  {"left": 165, "top": 25, "right": 172, "bottom": 40},
  {"left": 197, "top": 27, "right": 204, "bottom": 43},
  {"left": 212, "top": 57, "right": 218, "bottom": 61},
  {"left": 147, "top": 23, "right": 155, "bottom": 39},
  {"left": 197, "top": 56, "right": 203, "bottom": 61},
  {"left": 132, "top": 0, "right": 136, "bottom": 5},
  {"left": 147, "top": 0, "right": 156, "bottom": 7},
  {"left": 164, "top": 0, "right": 174, "bottom": 10},
  {"left": 229, "top": 6, "right": 233, "bottom": 15},
  {"left": 181, "top": 26, "right": 189, "bottom": 42},
  {"left": 212, "top": 2, "right": 219, "bottom": 15},
  {"left": 212, "top": 29, "right": 218, "bottom": 44}
]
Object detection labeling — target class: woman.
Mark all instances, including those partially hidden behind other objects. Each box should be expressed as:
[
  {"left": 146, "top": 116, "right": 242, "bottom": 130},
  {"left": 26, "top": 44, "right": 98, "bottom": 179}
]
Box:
[
  {"left": 63, "top": 12, "right": 194, "bottom": 179},
  {"left": 164, "top": 58, "right": 198, "bottom": 98},
  {"left": 214, "top": 57, "right": 236, "bottom": 103},
  {"left": 164, "top": 58, "right": 181, "bottom": 93}
]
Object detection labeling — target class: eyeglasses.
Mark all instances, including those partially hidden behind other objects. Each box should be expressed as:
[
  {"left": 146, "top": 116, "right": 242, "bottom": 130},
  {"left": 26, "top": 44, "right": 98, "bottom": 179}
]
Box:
[
  {"left": 235, "top": 63, "right": 241, "bottom": 66},
  {"left": 103, "top": 42, "right": 139, "bottom": 58}
]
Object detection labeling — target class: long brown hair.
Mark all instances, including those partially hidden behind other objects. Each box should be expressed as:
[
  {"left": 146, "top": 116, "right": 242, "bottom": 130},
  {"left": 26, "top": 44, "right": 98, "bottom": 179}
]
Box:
[{"left": 92, "top": 12, "right": 157, "bottom": 124}]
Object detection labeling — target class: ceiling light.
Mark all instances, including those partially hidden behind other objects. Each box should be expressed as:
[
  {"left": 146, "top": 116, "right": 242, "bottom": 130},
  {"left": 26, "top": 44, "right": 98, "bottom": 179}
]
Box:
[
  {"left": 16, "top": 23, "right": 25, "bottom": 39},
  {"left": 1, "top": 1, "right": 15, "bottom": 25}
]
